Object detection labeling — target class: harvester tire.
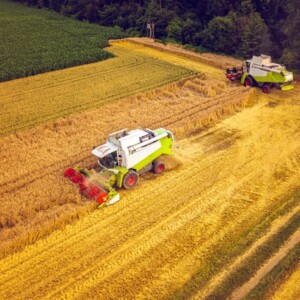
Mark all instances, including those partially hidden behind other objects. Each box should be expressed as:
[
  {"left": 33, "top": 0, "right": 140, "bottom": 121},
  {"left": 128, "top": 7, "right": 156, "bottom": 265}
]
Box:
[
  {"left": 123, "top": 170, "right": 139, "bottom": 189},
  {"left": 153, "top": 161, "right": 165, "bottom": 174},
  {"left": 262, "top": 85, "right": 270, "bottom": 94},
  {"left": 244, "top": 76, "right": 254, "bottom": 87}
]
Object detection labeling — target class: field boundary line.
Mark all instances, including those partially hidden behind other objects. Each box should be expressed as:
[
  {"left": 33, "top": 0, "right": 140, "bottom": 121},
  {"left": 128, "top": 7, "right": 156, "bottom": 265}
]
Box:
[{"left": 0, "top": 45, "right": 190, "bottom": 103}]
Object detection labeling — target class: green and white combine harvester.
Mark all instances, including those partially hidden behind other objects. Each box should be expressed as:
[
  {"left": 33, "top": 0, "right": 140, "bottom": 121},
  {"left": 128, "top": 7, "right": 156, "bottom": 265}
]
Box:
[
  {"left": 225, "top": 54, "right": 293, "bottom": 93},
  {"left": 64, "top": 128, "right": 174, "bottom": 205}
]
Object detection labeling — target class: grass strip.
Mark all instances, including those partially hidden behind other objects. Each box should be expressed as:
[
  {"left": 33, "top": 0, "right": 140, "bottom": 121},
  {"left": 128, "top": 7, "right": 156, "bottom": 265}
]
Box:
[
  {"left": 204, "top": 194, "right": 300, "bottom": 299},
  {"left": 170, "top": 188, "right": 300, "bottom": 300},
  {"left": 245, "top": 242, "right": 300, "bottom": 300}
]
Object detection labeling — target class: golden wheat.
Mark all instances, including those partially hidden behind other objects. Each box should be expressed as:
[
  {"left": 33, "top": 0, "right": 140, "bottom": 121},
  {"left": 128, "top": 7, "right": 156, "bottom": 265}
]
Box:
[
  {"left": 0, "top": 43, "right": 195, "bottom": 136},
  {"left": 117, "top": 38, "right": 242, "bottom": 70},
  {"left": 0, "top": 73, "right": 253, "bottom": 258},
  {"left": 1, "top": 39, "right": 299, "bottom": 299},
  {"left": 0, "top": 89, "right": 299, "bottom": 299}
]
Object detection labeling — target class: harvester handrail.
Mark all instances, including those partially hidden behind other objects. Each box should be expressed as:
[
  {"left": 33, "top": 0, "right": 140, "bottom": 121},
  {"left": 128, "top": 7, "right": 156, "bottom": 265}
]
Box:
[{"left": 129, "top": 132, "right": 168, "bottom": 151}]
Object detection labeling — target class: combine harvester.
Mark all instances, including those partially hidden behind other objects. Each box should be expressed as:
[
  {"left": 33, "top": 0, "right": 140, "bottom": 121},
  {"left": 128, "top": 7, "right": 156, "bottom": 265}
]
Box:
[
  {"left": 64, "top": 128, "right": 174, "bottom": 206},
  {"left": 225, "top": 54, "right": 293, "bottom": 93}
]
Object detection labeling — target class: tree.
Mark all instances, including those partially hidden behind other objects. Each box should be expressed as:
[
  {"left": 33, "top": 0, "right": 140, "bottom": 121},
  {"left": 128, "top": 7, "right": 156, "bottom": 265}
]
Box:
[
  {"left": 83, "top": 2, "right": 101, "bottom": 23},
  {"left": 279, "top": 0, "right": 300, "bottom": 69},
  {"left": 167, "top": 17, "right": 182, "bottom": 41},
  {"left": 206, "top": 0, "right": 238, "bottom": 18},
  {"left": 181, "top": 18, "right": 200, "bottom": 44},
  {"left": 49, "top": 0, "right": 63, "bottom": 12},
  {"left": 99, "top": 4, "right": 119, "bottom": 26},
  {"left": 37, "top": 0, "right": 49, "bottom": 8},
  {"left": 239, "top": 12, "right": 271, "bottom": 57},
  {"left": 201, "top": 12, "right": 239, "bottom": 54},
  {"left": 145, "top": 0, "right": 174, "bottom": 38},
  {"left": 240, "top": 0, "right": 254, "bottom": 15}
]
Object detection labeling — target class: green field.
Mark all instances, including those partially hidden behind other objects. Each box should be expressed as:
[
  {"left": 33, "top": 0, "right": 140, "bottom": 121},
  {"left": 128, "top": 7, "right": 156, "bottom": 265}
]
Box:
[{"left": 0, "top": 0, "right": 125, "bottom": 82}]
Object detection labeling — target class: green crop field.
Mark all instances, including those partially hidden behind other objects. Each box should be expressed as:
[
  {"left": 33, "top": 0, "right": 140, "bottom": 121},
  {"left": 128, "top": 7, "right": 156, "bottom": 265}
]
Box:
[{"left": 0, "top": 0, "right": 125, "bottom": 82}]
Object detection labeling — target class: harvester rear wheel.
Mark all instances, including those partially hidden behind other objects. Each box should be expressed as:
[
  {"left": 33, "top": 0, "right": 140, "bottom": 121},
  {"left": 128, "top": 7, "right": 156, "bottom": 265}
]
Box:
[
  {"left": 153, "top": 161, "right": 165, "bottom": 174},
  {"left": 244, "top": 76, "right": 254, "bottom": 87},
  {"left": 123, "top": 170, "right": 139, "bottom": 189}
]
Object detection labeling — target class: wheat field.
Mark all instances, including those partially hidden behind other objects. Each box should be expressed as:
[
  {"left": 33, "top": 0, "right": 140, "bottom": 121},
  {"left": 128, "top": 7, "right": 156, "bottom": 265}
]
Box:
[
  {"left": 0, "top": 84, "right": 299, "bottom": 299},
  {"left": 0, "top": 39, "right": 299, "bottom": 299},
  {"left": 0, "top": 42, "right": 196, "bottom": 136},
  {"left": 0, "top": 73, "right": 253, "bottom": 258}
]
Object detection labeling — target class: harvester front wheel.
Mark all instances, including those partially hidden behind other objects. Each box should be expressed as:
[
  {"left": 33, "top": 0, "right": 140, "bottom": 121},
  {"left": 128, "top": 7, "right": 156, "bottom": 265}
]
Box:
[
  {"left": 153, "top": 161, "right": 165, "bottom": 174},
  {"left": 262, "top": 84, "right": 270, "bottom": 94},
  {"left": 123, "top": 170, "right": 139, "bottom": 189},
  {"left": 244, "top": 76, "right": 254, "bottom": 87}
]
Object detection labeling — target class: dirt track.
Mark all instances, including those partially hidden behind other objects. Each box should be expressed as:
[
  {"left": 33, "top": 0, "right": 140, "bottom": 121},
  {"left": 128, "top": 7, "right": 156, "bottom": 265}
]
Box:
[
  {"left": 0, "top": 84, "right": 299, "bottom": 299},
  {"left": 231, "top": 228, "right": 300, "bottom": 299}
]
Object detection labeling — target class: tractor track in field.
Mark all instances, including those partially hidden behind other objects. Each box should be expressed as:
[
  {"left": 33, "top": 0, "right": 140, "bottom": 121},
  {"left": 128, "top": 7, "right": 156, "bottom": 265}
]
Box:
[
  {"left": 195, "top": 204, "right": 300, "bottom": 299},
  {"left": 0, "top": 66, "right": 194, "bottom": 136},
  {"left": 231, "top": 228, "right": 300, "bottom": 300}
]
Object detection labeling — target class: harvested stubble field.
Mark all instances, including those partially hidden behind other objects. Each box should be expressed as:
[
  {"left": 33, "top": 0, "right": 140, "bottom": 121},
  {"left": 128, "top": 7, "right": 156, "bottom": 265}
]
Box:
[{"left": 0, "top": 40, "right": 300, "bottom": 299}]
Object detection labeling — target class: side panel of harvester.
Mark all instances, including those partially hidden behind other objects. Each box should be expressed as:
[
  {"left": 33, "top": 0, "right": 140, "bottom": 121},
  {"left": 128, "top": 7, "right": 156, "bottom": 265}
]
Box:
[
  {"left": 241, "top": 66, "right": 293, "bottom": 86},
  {"left": 129, "top": 128, "right": 173, "bottom": 171},
  {"left": 113, "top": 128, "right": 173, "bottom": 188},
  {"left": 227, "top": 55, "right": 293, "bottom": 93}
]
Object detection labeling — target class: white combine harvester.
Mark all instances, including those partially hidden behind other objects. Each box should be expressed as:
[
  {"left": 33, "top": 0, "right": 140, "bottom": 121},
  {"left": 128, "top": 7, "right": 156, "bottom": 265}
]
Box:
[
  {"left": 226, "top": 54, "right": 293, "bottom": 93},
  {"left": 64, "top": 128, "right": 174, "bottom": 206}
]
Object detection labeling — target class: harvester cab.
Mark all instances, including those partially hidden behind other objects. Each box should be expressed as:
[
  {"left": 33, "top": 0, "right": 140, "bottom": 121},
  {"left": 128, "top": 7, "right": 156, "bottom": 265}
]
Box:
[
  {"left": 64, "top": 128, "right": 174, "bottom": 206},
  {"left": 225, "top": 54, "right": 294, "bottom": 93}
]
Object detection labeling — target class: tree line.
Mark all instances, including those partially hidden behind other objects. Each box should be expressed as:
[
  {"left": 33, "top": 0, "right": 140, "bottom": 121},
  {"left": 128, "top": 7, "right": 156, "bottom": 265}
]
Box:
[{"left": 14, "top": 0, "right": 300, "bottom": 70}]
